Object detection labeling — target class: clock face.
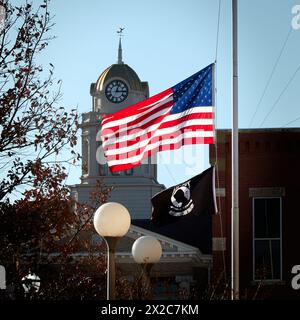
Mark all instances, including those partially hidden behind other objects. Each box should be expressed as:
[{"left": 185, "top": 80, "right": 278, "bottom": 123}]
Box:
[{"left": 105, "top": 80, "right": 128, "bottom": 103}]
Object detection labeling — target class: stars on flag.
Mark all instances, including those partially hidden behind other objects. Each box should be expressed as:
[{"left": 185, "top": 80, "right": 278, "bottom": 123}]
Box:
[{"left": 171, "top": 64, "right": 213, "bottom": 114}]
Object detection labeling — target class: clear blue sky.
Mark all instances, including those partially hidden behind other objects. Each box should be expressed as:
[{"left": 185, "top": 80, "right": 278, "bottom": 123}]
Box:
[{"left": 14, "top": 0, "right": 300, "bottom": 188}]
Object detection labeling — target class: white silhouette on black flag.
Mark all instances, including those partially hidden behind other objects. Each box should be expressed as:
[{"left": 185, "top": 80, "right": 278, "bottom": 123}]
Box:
[{"left": 151, "top": 166, "right": 217, "bottom": 225}]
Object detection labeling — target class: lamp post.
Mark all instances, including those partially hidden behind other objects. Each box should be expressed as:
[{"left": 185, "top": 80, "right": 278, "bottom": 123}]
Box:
[
  {"left": 132, "top": 236, "right": 162, "bottom": 299},
  {"left": 93, "top": 202, "right": 131, "bottom": 300}
]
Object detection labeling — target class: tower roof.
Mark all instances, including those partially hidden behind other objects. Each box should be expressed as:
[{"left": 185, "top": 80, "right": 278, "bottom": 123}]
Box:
[{"left": 95, "top": 63, "right": 144, "bottom": 92}]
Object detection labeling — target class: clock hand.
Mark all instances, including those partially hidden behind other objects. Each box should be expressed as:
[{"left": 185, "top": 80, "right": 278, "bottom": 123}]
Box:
[
  {"left": 111, "top": 86, "right": 118, "bottom": 94},
  {"left": 116, "top": 87, "right": 126, "bottom": 92}
]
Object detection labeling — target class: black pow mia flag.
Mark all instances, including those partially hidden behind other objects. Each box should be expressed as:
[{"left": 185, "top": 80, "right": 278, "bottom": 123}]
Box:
[{"left": 151, "top": 166, "right": 217, "bottom": 225}]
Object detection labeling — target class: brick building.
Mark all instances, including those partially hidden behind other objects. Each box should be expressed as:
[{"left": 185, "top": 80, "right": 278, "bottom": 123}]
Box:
[{"left": 210, "top": 129, "right": 300, "bottom": 299}]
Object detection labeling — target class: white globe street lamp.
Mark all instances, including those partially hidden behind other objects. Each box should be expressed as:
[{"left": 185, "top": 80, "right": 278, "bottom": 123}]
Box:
[
  {"left": 132, "top": 236, "right": 162, "bottom": 299},
  {"left": 93, "top": 202, "right": 131, "bottom": 300}
]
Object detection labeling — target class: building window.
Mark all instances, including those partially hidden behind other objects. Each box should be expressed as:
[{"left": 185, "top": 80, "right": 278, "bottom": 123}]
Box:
[{"left": 253, "top": 197, "right": 282, "bottom": 281}]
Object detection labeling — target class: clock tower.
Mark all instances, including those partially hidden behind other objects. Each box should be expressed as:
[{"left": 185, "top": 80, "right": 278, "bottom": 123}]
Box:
[{"left": 70, "top": 38, "right": 164, "bottom": 219}]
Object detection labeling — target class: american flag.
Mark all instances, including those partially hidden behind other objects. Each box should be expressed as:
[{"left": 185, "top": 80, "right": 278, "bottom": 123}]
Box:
[{"left": 101, "top": 63, "right": 215, "bottom": 172}]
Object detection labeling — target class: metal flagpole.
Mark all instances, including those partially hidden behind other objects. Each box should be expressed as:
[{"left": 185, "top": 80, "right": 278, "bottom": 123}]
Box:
[{"left": 231, "top": 0, "right": 239, "bottom": 300}]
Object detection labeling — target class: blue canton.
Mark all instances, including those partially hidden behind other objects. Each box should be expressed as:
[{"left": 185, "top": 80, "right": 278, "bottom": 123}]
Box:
[{"left": 171, "top": 64, "right": 213, "bottom": 114}]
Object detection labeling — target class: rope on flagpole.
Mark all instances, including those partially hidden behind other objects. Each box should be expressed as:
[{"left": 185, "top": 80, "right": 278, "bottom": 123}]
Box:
[
  {"left": 213, "top": 0, "right": 227, "bottom": 284},
  {"left": 213, "top": 134, "right": 228, "bottom": 283},
  {"left": 215, "top": 0, "right": 221, "bottom": 62},
  {"left": 164, "top": 164, "right": 178, "bottom": 185}
]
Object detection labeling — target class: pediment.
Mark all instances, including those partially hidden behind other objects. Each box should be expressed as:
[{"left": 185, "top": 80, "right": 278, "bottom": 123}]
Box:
[{"left": 116, "top": 225, "right": 211, "bottom": 265}]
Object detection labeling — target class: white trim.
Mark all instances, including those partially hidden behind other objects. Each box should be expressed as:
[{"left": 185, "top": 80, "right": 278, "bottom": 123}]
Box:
[
  {"left": 116, "top": 251, "right": 209, "bottom": 259},
  {"left": 249, "top": 187, "right": 285, "bottom": 198},
  {"left": 69, "top": 182, "right": 165, "bottom": 189},
  {"left": 26, "top": 250, "right": 212, "bottom": 265}
]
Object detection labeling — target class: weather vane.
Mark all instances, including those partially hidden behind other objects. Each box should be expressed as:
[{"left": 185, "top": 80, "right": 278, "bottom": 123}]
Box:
[{"left": 117, "top": 27, "right": 125, "bottom": 38}]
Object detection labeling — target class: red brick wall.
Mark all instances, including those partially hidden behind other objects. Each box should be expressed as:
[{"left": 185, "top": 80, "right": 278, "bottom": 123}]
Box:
[{"left": 210, "top": 129, "right": 300, "bottom": 299}]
